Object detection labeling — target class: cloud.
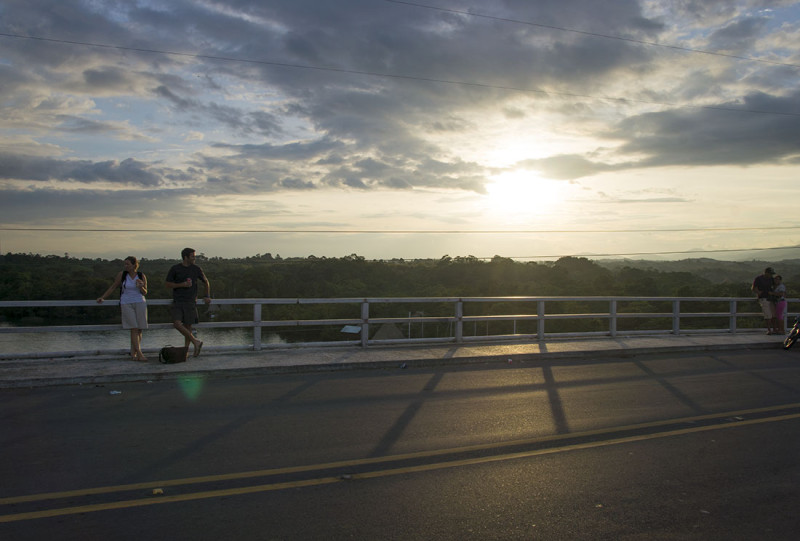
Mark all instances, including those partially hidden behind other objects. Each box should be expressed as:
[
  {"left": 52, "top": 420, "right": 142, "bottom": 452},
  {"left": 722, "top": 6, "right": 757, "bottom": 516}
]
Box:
[
  {"left": 1, "top": 0, "right": 799, "bottom": 257},
  {"left": 650, "top": 0, "right": 796, "bottom": 28},
  {"left": 609, "top": 90, "right": 800, "bottom": 168},
  {"left": 56, "top": 116, "right": 158, "bottom": 142},
  {"left": 0, "top": 186, "right": 190, "bottom": 223},
  {"left": 707, "top": 16, "right": 769, "bottom": 52},
  {"left": 0, "top": 154, "right": 172, "bottom": 186},
  {"left": 153, "top": 85, "right": 283, "bottom": 137},
  {"left": 517, "top": 155, "right": 615, "bottom": 180},
  {"left": 279, "top": 177, "right": 316, "bottom": 190}
]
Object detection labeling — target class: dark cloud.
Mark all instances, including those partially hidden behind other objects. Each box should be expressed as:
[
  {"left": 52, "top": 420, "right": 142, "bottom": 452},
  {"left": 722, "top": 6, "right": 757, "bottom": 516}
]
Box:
[
  {"left": 516, "top": 89, "right": 800, "bottom": 180},
  {"left": 0, "top": 154, "right": 171, "bottom": 186},
  {"left": 280, "top": 177, "right": 316, "bottom": 190},
  {"left": 154, "top": 85, "right": 194, "bottom": 110},
  {"left": 82, "top": 67, "right": 137, "bottom": 92},
  {"left": 707, "top": 16, "right": 769, "bottom": 52},
  {"left": 154, "top": 85, "right": 283, "bottom": 136},
  {"left": 610, "top": 91, "right": 800, "bottom": 168},
  {"left": 216, "top": 138, "right": 344, "bottom": 161},
  {"left": 0, "top": 186, "right": 188, "bottom": 223},
  {"left": 53, "top": 116, "right": 153, "bottom": 142}
]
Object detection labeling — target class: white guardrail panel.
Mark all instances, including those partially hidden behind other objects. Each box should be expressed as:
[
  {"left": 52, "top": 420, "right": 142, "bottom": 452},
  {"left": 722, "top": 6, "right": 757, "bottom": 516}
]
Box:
[{"left": 0, "top": 296, "right": 794, "bottom": 359}]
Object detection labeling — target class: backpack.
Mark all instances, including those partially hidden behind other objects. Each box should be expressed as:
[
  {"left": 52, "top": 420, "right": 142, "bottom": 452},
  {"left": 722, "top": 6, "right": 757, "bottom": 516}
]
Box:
[
  {"left": 159, "top": 345, "right": 188, "bottom": 364},
  {"left": 119, "top": 271, "right": 144, "bottom": 296}
]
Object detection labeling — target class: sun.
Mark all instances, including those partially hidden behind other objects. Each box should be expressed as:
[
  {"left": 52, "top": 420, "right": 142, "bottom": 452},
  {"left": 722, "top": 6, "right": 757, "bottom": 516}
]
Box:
[{"left": 485, "top": 170, "right": 568, "bottom": 218}]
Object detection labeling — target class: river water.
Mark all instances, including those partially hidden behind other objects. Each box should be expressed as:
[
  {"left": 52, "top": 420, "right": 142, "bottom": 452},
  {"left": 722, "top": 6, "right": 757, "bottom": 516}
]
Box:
[{"left": 0, "top": 326, "right": 285, "bottom": 354}]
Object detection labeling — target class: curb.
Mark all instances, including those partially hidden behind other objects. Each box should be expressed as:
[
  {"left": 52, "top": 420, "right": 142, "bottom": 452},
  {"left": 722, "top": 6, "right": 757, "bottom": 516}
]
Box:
[{"left": 0, "top": 340, "right": 782, "bottom": 390}]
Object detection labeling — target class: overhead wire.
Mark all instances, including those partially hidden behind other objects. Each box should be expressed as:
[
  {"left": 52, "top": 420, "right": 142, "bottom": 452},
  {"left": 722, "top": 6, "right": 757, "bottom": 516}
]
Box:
[
  {"left": 0, "top": 32, "right": 798, "bottom": 117},
  {"left": 2, "top": 226, "right": 800, "bottom": 233},
  {"left": 2, "top": 227, "right": 798, "bottom": 261},
  {"left": 383, "top": 0, "right": 800, "bottom": 70},
  {"left": 504, "top": 245, "right": 800, "bottom": 261}
]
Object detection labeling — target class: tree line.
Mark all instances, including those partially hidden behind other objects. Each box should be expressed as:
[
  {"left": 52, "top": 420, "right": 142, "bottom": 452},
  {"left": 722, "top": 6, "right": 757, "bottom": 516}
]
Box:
[
  {"left": 1, "top": 252, "right": 767, "bottom": 336},
  {"left": 0, "top": 252, "right": 759, "bottom": 302}
]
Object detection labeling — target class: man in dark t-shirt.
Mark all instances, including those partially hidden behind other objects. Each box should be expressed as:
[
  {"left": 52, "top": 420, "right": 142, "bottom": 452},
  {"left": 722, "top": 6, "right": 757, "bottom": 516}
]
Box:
[
  {"left": 751, "top": 266, "right": 776, "bottom": 335},
  {"left": 166, "top": 247, "right": 212, "bottom": 357}
]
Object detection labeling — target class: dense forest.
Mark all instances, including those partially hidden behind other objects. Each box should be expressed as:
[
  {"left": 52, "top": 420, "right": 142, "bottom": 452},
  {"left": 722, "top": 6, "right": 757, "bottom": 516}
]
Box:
[
  {"left": 1, "top": 252, "right": 793, "bottom": 337},
  {"left": 0, "top": 251, "right": 773, "bottom": 301}
]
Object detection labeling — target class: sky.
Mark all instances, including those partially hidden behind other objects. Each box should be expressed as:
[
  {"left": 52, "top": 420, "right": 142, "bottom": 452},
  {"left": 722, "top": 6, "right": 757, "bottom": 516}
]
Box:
[{"left": 1, "top": 0, "right": 800, "bottom": 262}]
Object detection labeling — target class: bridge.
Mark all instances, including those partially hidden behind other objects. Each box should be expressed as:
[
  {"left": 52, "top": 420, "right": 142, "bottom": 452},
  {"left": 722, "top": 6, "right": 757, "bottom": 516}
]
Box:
[
  {"left": 0, "top": 295, "right": 793, "bottom": 388},
  {"left": 2, "top": 298, "right": 799, "bottom": 537},
  {"left": 0, "top": 295, "right": 794, "bottom": 359}
]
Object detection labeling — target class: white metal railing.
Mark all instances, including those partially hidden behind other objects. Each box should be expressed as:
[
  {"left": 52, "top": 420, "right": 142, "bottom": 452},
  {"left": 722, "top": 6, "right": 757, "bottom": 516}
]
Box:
[{"left": 0, "top": 296, "right": 793, "bottom": 359}]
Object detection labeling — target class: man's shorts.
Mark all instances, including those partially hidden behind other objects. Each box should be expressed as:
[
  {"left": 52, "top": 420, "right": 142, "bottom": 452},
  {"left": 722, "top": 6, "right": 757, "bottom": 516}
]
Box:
[
  {"left": 758, "top": 298, "right": 775, "bottom": 319},
  {"left": 121, "top": 302, "right": 148, "bottom": 329},
  {"left": 171, "top": 302, "right": 199, "bottom": 325}
]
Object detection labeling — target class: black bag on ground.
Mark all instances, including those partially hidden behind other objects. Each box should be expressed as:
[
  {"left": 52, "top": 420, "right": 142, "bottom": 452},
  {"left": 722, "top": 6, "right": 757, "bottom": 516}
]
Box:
[{"left": 159, "top": 345, "right": 188, "bottom": 364}]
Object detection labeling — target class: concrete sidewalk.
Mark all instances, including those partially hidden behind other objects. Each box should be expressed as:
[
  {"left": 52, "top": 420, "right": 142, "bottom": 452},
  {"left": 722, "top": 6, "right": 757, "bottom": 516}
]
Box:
[{"left": 0, "top": 332, "right": 788, "bottom": 389}]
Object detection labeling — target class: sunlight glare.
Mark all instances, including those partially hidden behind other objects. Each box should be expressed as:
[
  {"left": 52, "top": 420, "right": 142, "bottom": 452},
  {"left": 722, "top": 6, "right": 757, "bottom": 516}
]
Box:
[{"left": 485, "top": 170, "right": 568, "bottom": 218}]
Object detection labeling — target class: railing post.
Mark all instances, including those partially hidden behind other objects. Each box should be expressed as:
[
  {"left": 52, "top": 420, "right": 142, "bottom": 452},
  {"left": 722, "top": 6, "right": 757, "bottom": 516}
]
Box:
[
  {"left": 537, "top": 301, "right": 545, "bottom": 340},
  {"left": 729, "top": 300, "right": 737, "bottom": 333},
  {"left": 609, "top": 300, "right": 617, "bottom": 338},
  {"left": 253, "top": 303, "right": 262, "bottom": 351},
  {"left": 360, "top": 301, "right": 369, "bottom": 347},
  {"left": 455, "top": 300, "right": 463, "bottom": 343},
  {"left": 672, "top": 300, "right": 680, "bottom": 334}
]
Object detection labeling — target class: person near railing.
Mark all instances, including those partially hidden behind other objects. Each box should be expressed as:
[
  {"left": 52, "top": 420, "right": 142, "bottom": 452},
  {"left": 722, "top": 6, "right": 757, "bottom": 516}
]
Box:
[
  {"left": 774, "top": 275, "right": 787, "bottom": 335},
  {"left": 96, "top": 256, "right": 149, "bottom": 361},
  {"left": 165, "top": 247, "right": 211, "bottom": 358},
  {"left": 752, "top": 267, "right": 778, "bottom": 335}
]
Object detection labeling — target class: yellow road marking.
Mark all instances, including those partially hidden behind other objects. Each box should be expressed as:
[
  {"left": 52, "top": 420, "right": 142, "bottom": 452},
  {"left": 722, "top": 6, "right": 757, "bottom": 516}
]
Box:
[
  {"left": 353, "top": 412, "right": 800, "bottom": 480},
  {"left": 0, "top": 477, "right": 342, "bottom": 523},
  {"left": 2, "top": 403, "right": 800, "bottom": 523},
  {"left": 3, "top": 401, "right": 798, "bottom": 506}
]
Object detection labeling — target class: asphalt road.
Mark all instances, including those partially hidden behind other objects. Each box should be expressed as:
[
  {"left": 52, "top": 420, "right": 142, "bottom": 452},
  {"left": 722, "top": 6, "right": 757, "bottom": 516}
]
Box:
[{"left": 2, "top": 348, "right": 800, "bottom": 540}]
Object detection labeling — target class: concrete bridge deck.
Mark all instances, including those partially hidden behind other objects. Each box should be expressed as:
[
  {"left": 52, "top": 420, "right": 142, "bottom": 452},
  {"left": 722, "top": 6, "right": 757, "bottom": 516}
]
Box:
[{"left": 0, "top": 332, "right": 790, "bottom": 389}]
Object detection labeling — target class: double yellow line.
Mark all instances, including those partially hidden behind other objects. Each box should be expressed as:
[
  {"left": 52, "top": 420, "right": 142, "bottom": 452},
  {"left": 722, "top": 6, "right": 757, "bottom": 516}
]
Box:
[{"left": 3, "top": 403, "right": 800, "bottom": 523}]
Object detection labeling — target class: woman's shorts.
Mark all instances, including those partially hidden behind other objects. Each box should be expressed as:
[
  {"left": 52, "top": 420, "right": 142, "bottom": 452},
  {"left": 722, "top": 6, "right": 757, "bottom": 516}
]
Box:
[
  {"left": 121, "top": 302, "right": 148, "bottom": 329},
  {"left": 776, "top": 300, "right": 787, "bottom": 320}
]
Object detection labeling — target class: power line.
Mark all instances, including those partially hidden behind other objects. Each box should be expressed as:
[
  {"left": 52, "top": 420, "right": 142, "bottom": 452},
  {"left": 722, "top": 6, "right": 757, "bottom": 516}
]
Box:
[
  {"left": 384, "top": 0, "right": 800, "bottom": 69},
  {"left": 3, "top": 229, "right": 797, "bottom": 260},
  {"left": 505, "top": 245, "right": 800, "bottom": 261},
  {"left": 1, "top": 32, "right": 799, "bottom": 117},
  {"left": 3, "top": 226, "right": 800, "bottom": 233}
]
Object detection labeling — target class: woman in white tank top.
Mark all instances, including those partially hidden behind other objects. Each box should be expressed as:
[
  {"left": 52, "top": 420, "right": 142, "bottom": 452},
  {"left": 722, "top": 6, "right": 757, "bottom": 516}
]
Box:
[{"left": 96, "top": 256, "right": 149, "bottom": 361}]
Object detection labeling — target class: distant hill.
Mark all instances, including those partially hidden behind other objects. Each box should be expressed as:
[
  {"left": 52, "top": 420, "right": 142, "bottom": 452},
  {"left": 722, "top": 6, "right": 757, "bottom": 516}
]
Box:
[
  {"left": 596, "top": 257, "right": 800, "bottom": 286},
  {"left": 725, "top": 246, "right": 800, "bottom": 262}
]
